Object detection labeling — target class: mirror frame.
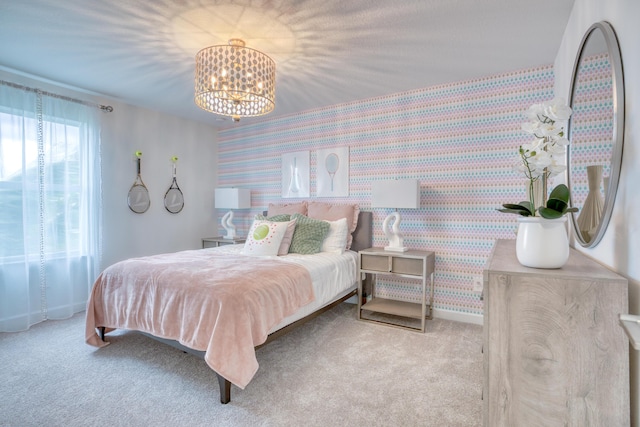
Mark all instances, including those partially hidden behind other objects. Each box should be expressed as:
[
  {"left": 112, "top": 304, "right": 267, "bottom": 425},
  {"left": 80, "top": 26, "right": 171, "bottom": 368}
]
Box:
[{"left": 566, "top": 21, "right": 625, "bottom": 248}]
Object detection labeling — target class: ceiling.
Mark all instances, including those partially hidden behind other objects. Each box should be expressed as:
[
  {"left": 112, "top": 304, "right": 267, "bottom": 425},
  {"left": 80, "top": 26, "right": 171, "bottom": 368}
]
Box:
[{"left": 0, "top": 0, "right": 575, "bottom": 130}]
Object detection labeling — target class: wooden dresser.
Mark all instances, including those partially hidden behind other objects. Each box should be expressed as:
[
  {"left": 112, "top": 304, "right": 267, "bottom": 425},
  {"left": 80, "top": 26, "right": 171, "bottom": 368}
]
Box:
[{"left": 483, "top": 239, "right": 629, "bottom": 426}]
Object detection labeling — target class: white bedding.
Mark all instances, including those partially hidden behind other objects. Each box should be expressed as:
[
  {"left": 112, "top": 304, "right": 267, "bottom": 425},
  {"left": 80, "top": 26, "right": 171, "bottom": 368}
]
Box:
[{"left": 210, "top": 244, "right": 358, "bottom": 332}]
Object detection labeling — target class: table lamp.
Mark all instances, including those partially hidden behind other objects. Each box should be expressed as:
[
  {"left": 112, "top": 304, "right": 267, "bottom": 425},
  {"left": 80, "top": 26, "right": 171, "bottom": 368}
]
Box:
[
  {"left": 371, "top": 179, "right": 420, "bottom": 252},
  {"left": 215, "top": 188, "right": 251, "bottom": 239}
]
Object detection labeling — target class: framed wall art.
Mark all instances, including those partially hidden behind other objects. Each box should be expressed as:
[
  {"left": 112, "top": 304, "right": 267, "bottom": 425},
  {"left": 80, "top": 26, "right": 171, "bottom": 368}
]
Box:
[
  {"left": 281, "top": 151, "right": 310, "bottom": 198},
  {"left": 316, "top": 147, "right": 349, "bottom": 197}
]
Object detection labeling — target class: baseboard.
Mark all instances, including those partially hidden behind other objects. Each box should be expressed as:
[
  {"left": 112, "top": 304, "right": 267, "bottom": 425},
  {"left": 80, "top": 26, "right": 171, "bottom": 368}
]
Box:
[
  {"left": 343, "top": 298, "right": 483, "bottom": 325},
  {"left": 432, "top": 308, "right": 483, "bottom": 325}
]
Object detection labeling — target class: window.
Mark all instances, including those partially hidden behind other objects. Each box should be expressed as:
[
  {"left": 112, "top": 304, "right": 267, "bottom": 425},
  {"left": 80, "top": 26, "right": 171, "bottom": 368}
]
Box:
[
  {"left": 0, "top": 112, "right": 86, "bottom": 258},
  {"left": 0, "top": 83, "right": 102, "bottom": 331}
]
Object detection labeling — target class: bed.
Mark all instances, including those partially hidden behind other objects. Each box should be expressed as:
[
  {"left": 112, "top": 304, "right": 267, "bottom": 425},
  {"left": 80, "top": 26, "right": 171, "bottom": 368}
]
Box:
[{"left": 85, "top": 205, "right": 371, "bottom": 404}]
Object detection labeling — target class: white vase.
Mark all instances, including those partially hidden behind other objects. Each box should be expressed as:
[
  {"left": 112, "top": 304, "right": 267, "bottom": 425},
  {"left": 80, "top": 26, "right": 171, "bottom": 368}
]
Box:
[
  {"left": 576, "top": 165, "right": 604, "bottom": 242},
  {"left": 516, "top": 216, "right": 569, "bottom": 269}
]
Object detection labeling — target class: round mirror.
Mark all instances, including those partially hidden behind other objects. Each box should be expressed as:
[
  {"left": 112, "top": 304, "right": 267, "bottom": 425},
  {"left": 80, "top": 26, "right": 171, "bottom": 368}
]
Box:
[{"left": 567, "top": 21, "right": 625, "bottom": 247}]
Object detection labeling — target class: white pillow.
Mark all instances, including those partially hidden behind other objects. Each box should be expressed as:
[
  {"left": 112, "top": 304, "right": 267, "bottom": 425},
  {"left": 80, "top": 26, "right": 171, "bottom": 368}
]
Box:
[
  {"left": 321, "top": 217, "right": 349, "bottom": 254},
  {"left": 242, "top": 220, "right": 290, "bottom": 256},
  {"left": 277, "top": 218, "right": 297, "bottom": 255}
]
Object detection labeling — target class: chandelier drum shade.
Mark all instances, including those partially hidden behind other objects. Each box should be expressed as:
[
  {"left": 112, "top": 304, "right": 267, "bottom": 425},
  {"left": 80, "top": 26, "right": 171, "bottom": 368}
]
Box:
[{"left": 194, "top": 39, "right": 276, "bottom": 122}]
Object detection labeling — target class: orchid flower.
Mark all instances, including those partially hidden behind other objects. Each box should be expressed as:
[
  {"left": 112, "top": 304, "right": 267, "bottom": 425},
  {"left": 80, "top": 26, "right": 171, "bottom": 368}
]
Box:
[{"left": 499, "top": 98, "right": 576, "bottom": 218}]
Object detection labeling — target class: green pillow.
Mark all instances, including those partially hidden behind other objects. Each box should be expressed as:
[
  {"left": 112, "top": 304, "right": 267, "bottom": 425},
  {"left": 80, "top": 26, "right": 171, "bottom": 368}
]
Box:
[
  {"left": 255, "top": 213, "right": 291, "bottom": 222},
  {"left": 288, "top": 213, "right": 330, "bottom": 254}
]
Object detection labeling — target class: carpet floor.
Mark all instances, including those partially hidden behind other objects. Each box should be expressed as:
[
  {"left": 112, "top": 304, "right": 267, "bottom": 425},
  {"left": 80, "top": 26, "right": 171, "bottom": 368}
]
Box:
[{"left": 0, "top": 303, "right": 483, "bottom": 427}]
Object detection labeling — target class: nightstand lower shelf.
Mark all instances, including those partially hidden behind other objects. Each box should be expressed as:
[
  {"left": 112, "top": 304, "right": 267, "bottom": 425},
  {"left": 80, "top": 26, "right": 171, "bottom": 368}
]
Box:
[{"left": 361, "top": 298, "right": 423, "bottom": 319}]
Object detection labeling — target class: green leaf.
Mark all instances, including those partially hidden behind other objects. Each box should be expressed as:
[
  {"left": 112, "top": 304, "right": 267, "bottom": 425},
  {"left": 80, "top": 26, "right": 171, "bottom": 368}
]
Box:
[
  {"left": 501, "top": 203, "right": 524, "bottom": 210},
  {"left": 497, "top": 208, "right": 533, "bottom": 217},
  {"left": 502, "top": 203, "right": 528, "bottom": 211},
  {"left": 538, "top": 207, "right": 563, "bottom": 219},
  {"left": 546, "top": 198, "right": 567, "bottom": 212},
  {"left": 517, "top": 201, "right": 534, "bottom": 213},
  {"left": 548, "top": 184, "right": 570, "bottom": 204},
  {"left": 499, "top": 201, "right": 534, "bottom": 216}
]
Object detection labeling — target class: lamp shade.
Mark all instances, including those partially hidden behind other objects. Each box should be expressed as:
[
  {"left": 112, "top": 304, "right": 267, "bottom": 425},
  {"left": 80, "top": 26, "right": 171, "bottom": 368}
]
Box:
[
  {"left": 371, "top": 179, "right": 420, "bottom": 209},
  {"left": 215, "top": 188, "right": 251, "bottom": 209}
]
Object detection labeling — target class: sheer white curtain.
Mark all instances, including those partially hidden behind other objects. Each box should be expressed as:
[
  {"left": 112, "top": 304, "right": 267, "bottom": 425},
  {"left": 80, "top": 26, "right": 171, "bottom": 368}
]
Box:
[{"left": 0, "top": 83, "right": 102, "bottom": 332}]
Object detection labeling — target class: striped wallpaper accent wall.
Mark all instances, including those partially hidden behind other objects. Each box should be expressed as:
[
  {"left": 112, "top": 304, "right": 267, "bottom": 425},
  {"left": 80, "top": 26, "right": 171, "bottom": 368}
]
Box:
[{"left": 217, "top": 64, "right": 555, "bottom": 316}]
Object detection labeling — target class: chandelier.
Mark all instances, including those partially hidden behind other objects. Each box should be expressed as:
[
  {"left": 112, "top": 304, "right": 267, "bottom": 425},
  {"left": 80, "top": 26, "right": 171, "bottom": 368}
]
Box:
[{"left": 194, "top": 38, "right": 276, "bottom": 122}]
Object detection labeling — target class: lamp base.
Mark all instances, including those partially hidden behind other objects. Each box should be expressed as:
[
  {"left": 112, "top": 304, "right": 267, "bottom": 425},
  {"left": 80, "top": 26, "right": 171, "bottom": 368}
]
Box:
[
  {"left": 384, "top": 245, "right": 409, "bottom": 252},
  {"left": 221, "top": 211, "right": 237, "bottom": 240},
  {"left": 381, "top": 212, "right": 409, "bottom": 252}
]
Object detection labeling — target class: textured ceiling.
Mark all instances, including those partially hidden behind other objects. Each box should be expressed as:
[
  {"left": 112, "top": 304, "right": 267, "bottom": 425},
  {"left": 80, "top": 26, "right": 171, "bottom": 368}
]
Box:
[{"left": 0, "top": 0, "right": 574, "bottom": 130}]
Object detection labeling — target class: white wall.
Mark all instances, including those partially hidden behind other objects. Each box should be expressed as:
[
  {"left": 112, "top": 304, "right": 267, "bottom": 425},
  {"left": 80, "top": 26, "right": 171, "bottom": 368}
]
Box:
[
  {"left": 554, "top": 0, "right": 640, "bottom": 424},
  {"left": 100, "top": 101, "right": 218, "bottom": 268},
  {"left": 0, "top": 67, "right": 220, "bottom": 271}
]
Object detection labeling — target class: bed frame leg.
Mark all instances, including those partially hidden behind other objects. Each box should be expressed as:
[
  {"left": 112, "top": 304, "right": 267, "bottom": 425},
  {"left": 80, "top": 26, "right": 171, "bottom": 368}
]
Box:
[{"left": 216, "top": 373, "right": 231, "bottom": 404}]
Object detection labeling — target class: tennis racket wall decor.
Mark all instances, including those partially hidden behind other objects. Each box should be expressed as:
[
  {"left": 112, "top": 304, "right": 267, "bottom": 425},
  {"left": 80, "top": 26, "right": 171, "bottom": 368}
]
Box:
[
  {"left": 127, "top": 151, "right": 150, "bottom": 213},
  {"left": 325, "top": 152, "right": 339, "bottom": 192},
  {"left": 164, "top": 156, "right": 184, "bottom": 214}
]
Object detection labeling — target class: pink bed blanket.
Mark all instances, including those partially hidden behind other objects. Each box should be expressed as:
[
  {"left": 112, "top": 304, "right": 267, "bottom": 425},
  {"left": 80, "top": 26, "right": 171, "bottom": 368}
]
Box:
[{"left": 85, "top": 249, "right": 314, "bottom": 389}]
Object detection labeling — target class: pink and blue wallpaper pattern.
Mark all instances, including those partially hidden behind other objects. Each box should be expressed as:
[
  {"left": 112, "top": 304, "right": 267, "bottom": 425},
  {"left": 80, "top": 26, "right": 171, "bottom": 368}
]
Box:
[
  {"left": 569, "top": 53, "right": 614, "bottom": 210},
  {"left": 217, "top": 65, "right": 555, "bottom": 316}
]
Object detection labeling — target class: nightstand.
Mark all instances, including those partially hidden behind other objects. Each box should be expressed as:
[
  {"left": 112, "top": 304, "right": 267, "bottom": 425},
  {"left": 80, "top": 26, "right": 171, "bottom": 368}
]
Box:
[
  {"left": 202, "top": 236, "right": 246, "bottom": 248},
  {"left": 357, "top": 247, "right": 435, "bottom": 332}
]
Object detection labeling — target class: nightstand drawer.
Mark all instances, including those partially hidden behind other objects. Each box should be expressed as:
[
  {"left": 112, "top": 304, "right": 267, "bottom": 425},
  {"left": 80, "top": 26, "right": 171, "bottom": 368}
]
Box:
[
  {"left": 360, "top": 254, "right": 390, "bottom": 272},
  {"left": 361, "top": 254, "right": 424, "bottom": 276},
  {"left": 392, "top": 257, "right": 423, "bottom": 276}
]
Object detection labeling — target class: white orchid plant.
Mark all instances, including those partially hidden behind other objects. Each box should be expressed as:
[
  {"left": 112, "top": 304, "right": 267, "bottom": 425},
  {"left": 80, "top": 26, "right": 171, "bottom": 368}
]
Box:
[{"left": 498, "top": 97, "right": 579, "bottom": 219}]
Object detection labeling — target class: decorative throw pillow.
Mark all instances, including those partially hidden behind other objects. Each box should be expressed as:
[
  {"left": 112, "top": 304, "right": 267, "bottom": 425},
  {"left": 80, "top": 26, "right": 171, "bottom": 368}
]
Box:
[
  {"left": 267, "top": 201, "right": 308, "bottom": 216},
  {"left": 255, "top": 214, "right": 296, "bottom": 255},
  {"left": 277, "top": 219, "right": 298, "bottom": 255},
  {"left": 288, "top": 213, "right": 331, "bottom": 255},
  {"left": 241, "top": 220, "right": 290, "bottom": 256},
  {"left": 255, "top": 213, "right": 291, "bottom": 222},
  {"left": 307, "top": 202, "right": 360, "bottom": 249},
  {"left": 321, "top": 217, "right": 349, "bottom": 254}
]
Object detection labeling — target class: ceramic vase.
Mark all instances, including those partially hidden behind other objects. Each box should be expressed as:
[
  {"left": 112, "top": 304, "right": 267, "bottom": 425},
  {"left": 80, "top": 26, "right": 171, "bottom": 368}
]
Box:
[
  {"left": 576, "top": 164, "right": 604, "bottom": 242},
  {"left": 516, "top": 216, "right": 569, "bottom": 269}
]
